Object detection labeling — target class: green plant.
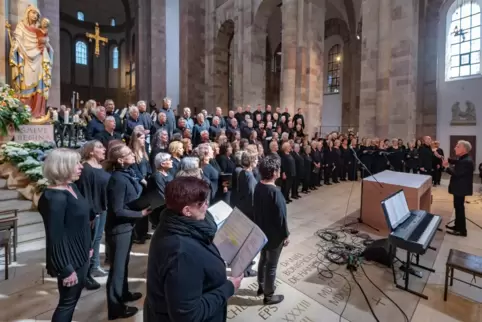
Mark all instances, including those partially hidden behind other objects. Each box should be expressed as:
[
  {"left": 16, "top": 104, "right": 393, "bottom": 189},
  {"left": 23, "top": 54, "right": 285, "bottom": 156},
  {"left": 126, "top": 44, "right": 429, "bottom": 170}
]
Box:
[{"left": 0, "top": 84, "right": 32, "bottom": 136}]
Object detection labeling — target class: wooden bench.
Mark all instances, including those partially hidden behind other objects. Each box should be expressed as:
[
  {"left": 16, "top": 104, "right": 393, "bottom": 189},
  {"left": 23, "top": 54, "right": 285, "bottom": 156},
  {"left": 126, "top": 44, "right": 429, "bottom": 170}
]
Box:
[
  {"left": 444, "top": 249, "right": 482, "bottom": 301},
  {"left": 0, "top": 230, "right": 10, "bottom": 280}
]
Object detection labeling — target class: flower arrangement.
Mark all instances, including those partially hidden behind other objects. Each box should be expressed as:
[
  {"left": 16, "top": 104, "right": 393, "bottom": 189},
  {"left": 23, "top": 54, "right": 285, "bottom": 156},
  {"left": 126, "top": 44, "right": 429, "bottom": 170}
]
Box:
[
  {"left": 0, "top": 84, "right": 32, "bottom": 136},
  {"left": 0, "top": 141, "right": 54, "bottom": 191}
]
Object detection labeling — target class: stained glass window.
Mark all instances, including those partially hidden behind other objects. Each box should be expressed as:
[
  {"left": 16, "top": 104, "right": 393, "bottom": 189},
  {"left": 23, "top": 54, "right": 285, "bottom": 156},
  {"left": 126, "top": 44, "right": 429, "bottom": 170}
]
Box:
[
  {"left": 75, "top": 41, "right": 88, "bottom": 65},
  {"left": 112, "top": 47, "right": 119, "bottom": 69},
  {"left": 326, "top": 44, "right": 341, "bottom": 93},
  {"left": 77, "top": 11, "right": 84, "bottom": 21}
]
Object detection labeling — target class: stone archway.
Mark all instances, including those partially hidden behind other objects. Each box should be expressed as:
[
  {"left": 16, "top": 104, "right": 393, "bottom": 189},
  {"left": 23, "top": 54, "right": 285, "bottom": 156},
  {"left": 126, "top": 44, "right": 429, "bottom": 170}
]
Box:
[
  {"left": 213, "top": 19, "right": 235, "bottom": 114},
  {"left": 249, "top": 0, "right": 282, "bottom": 107}
]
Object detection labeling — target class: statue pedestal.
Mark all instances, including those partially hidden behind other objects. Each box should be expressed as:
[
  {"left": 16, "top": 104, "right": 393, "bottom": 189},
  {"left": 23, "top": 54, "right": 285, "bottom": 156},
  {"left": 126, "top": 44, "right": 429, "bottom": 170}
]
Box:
[{"left": 14, "top": 124, "right": 54, "bottom": 143}]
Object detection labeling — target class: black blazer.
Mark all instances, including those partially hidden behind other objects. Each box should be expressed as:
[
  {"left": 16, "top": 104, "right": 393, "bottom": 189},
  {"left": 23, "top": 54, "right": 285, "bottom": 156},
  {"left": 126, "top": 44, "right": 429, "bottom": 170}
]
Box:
[
  {"left": 447, "top": 154, "right": 474, "bottom": 197},
  {"left": 145, "top": 171, "right": 173, "bottom": 219},
  {"left": 105, "top": 168, "right": 144, "bottom": 234},
  {"left": 216, "top": 154, "right": 236, "bottom": 174},
  {"left": 144, "top": 210, "right": 234, "bottom": 322},
  {"left": 418, "top": 145, "right": 433, "bottom": 171},
  {"left": 202, "top": 163, "right": 219, "bottom": 201},
  {"left": 235, "top": 170, "right": 257, "bottom": 220},
  {"left": 292, "top": 152, "right": 304, "bottom": 178}
]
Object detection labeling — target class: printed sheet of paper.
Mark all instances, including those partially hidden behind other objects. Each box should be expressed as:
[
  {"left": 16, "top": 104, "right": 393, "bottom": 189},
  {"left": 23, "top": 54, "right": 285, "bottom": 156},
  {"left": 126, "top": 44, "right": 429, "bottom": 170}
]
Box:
[
  {"left": 229, "top": 225, "right": 267, "bottom": 277},
  {"left": 214, "top": 208, "right": 267, "bottom": 276},
  {"left": 208, "top": 201, "right": 233, "bottom": 229}
]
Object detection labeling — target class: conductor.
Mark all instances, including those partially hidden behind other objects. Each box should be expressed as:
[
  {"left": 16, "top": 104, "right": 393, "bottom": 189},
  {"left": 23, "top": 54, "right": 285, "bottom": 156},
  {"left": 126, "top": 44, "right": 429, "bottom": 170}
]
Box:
[{"left": 443, "top": 140, "right": 474, "bottom": 237}]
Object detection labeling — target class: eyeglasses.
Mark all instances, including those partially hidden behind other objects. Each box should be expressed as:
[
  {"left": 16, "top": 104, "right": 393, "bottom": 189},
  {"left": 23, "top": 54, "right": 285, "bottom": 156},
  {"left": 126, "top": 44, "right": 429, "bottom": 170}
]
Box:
[{"left": 121, "top": 151, "right": 134, "bottom": 158}]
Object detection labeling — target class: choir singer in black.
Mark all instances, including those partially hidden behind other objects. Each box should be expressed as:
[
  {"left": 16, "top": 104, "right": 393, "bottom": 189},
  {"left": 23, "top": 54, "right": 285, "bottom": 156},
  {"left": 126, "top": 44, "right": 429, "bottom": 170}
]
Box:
[{"left": 443, "top": 140, "right": 474, "bottom": 237}]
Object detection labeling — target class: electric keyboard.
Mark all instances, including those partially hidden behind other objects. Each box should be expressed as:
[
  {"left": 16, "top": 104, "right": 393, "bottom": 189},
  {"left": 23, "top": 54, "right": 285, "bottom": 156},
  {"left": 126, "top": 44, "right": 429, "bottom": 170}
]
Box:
[{"left": 388, "top": 210, "right": 442, "bottom": 255}]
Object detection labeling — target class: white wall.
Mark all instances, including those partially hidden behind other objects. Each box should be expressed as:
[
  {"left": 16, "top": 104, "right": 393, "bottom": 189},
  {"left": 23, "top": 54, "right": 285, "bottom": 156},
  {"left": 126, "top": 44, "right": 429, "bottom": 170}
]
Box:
[
  {"left": 437, "top": 0, "right": 482, "bottom": 170},
  {"left": 166, "top": 0, "right": 180, "bottom": 109},
  {"left": 322, "top": 36, "right": 343, "bottom": 132}
]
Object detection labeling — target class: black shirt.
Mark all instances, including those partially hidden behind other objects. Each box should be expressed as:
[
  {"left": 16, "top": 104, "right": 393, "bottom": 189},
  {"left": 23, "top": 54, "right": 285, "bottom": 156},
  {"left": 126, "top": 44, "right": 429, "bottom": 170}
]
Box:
[
  {"left": 38, "top": 185, "right": 91, "bottom": 278},
  {"left": 94, "top": 130, "right": 122, "bottom": 149},
  {"left": 253, "top": 183, "right": 289, "bottom": 249},
  {"left": 76, "top": 163, "right": 110, "bottom": 215},
  {"left": 236, "top": 170, "right": 257, "bottom": 220},
  {"left": 105, "top": 168, "right": 144, "bottom": 234}
]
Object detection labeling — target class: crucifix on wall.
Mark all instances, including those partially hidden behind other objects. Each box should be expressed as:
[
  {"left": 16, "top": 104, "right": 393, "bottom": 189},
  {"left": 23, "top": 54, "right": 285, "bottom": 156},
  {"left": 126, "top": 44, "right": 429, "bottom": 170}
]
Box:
[{"left": 86, "top": 22, "right": 108, "bottom": 57}]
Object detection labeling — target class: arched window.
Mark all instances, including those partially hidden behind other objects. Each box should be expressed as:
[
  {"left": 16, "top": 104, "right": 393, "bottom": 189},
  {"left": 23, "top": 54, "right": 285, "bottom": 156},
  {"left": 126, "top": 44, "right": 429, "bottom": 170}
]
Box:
[
  {"left": 447, "top": 1, "right": 481, "bottom": 79},
  {"left": 110, "top": 18, "right": 116, "bottom": 26},
  {"left": 326, "top": 44, "right": 341, "bottom": 93},
  {"left": 77, "top": 11, "right": 84, "bottom": 21},
  {"left": 112, "top": 46, "right": 119, "bottom": 69},
  {"left": 75, "top": 41, "right": 88, "bottom": 65}
]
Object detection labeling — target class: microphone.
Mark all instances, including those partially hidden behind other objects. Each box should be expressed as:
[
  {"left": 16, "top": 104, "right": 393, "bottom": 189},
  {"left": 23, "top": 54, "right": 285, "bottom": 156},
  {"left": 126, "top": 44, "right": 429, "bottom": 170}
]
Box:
[{"left": 349, "top": 146, "right": 384, "bottom": 189}]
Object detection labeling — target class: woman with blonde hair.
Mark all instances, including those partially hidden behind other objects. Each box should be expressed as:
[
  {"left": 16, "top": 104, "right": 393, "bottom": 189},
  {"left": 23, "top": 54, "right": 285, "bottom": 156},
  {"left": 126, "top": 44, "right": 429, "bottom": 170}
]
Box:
[
  {"left": 38, "top": 148, "right": 91, "bottom": 321},
  {"left": 181, "top": 138, "right": 193, "bottom": 157},
  {"left": 168, "top": 140, "right": 184, "bottom": 175},
  {"left": 104, "top": 144, "right": 151, "bottom": 320},
  {"left": 195, "top": 143, "right": 220, "bottom": 202},
  {"left": 81, "top": 99, "right": 96, "bottom": 123},
  {"left": 76, "top": 140, "right": 110, "bottom": 290}
]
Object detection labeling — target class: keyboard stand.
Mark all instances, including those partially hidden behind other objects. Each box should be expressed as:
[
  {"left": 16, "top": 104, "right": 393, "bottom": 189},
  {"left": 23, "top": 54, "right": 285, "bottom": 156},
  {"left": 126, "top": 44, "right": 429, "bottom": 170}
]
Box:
[{"left": 391, "top": 248, "right": 435, "bottom": 300}]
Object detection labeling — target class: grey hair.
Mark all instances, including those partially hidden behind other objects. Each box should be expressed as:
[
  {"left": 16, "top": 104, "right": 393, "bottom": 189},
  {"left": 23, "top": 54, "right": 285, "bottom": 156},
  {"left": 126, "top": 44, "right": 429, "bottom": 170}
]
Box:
[
  {"left": 104, "top": 116, "right": 115, "bottom": 123},
  {"left": 180, "top": 157, "right": 200, "bottom": 170},
  {"left": 200, "top": 130, "right": 209, "bottom": 136},
  {"left": 43, "top": 148, "right": 81, "bottom": 184},
  {"left": 154, "top": 152, "right": 172, "bottom": 169},
  {"left": 183, "top": 107, "right": 191, "bottom": 113},
  {"left": 197, "top": 113, "right": 204, "bottom": 119},
  {"left": 94, "top": 105, "right": 105, "bottom": 116},
  {"left": 281, "top": 132, "right": 289, "bottom": 140},
  {"left": 233, "top": 151, "right": 245, "bottom": 166},
  {"left": 128, "top": 105, "right": 139, "bottom": 115},
  {"left": 458, "top": 140, "right": 472, "bottom": 152},
  {"left": 213, "top": 116, "right": 220, "bottom": 122},
  {"left": 137, "top": 100, "right": 146, "bottom": 108},
  {"left": 158, "top": 112, "right": 167, "bottom": 120}
]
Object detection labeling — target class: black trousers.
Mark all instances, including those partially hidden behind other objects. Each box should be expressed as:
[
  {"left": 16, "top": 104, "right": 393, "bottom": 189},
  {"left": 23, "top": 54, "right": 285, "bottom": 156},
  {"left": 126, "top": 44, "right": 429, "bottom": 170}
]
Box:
[
  {"left": 106, "top": 230, "right": 134, "bottom": 313},
  {"left": 347, "top": 162, "right": 357, "bottom": 181},
  {"left": 257, "top": 243, "right": 284, "bottom": 297},
  {"left": 405, "top": 167, "right": 418, "bottom": 174},
  {"left": 52, "top": 261, "right": 89, "bottom": 322},
  {"left": 282, "top": 177, "right": 293, "bottom": 200},
  {"left": 302, "top": 176, "right": 310, "bottom": 191},
  {"left": 311, "top": 169, "right": 320, "bottom": 187},
  {"left": 134, "top": 216, "right": 149, "bottom": 241},
  {"left": 324, "top": 166, "right": 331, "bottom": 184},
  {"left": 291, "top": 177, "right": 300, "bottom": 197},
  {"left": 453, "top": 195, "right": 467, "bottom": 234}
]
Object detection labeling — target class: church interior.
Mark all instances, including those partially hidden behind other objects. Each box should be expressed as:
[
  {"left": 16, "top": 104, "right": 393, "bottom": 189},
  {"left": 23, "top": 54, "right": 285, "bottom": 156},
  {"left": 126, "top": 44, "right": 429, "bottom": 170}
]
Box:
[{"left": 1, "top": 0, "right": 482, "bottom": 321}]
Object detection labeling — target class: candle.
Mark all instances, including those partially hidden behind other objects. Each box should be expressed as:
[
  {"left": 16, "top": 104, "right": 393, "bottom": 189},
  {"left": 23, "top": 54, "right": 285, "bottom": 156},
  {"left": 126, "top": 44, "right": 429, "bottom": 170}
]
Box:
[
  {"left": 52, "top": 110, "right": 58, "bottom": 122},
  {"left": 73, "top": 114, "right": 79, "bottom": 123},
  {"left": 64, "top": 111, "right": 69, "bottom": 124}
]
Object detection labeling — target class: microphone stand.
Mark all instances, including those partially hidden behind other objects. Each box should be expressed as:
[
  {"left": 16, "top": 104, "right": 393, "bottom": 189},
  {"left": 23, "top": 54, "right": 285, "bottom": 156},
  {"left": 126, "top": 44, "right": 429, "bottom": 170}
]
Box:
[{"left": 343, "top": 147, "right": 383, "bottom": 232}]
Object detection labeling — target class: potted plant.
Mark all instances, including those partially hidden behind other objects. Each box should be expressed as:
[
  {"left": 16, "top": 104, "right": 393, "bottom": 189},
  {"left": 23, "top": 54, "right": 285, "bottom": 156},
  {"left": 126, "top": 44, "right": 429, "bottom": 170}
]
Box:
[{"left": 0, "top": 84, "right": 32, "bottom": 143}]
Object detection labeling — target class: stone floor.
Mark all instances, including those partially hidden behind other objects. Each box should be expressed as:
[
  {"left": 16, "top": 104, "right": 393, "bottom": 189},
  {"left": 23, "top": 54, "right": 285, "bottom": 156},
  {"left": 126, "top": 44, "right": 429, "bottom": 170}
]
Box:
[{"left": 1, "top": 179, "right": 482, "bottom": 321}]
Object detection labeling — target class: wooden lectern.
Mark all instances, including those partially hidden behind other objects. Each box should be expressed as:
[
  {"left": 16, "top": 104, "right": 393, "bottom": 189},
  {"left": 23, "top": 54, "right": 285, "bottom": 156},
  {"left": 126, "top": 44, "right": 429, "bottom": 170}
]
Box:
[{"left": 360, "top": 170, "right": 432, "bottom": 234}]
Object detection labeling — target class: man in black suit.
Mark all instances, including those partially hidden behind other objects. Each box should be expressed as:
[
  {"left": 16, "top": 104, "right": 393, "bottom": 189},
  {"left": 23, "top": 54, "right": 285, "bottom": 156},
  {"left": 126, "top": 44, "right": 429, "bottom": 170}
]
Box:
[{"left": 443, "top": 140, "right": 474, "bottom": 237}]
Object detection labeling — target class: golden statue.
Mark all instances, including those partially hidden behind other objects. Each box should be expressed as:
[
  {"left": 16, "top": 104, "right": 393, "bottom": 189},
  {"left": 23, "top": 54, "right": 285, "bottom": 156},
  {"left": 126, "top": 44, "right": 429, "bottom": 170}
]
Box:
[{"left": 6, "top": 4, "right": 53, "bottom": 123}]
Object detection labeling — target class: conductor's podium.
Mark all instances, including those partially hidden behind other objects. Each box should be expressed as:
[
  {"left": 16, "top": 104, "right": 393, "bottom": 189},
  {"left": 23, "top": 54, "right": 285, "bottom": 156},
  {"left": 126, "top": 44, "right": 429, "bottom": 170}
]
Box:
[{"left": 360, "top": 170, "right": 432, "bottom": 234}]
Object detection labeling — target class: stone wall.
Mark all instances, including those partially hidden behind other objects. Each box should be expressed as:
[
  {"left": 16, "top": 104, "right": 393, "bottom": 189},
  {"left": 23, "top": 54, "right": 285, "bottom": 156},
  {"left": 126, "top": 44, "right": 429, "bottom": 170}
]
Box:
[{"left": 179, "top": 0, "right": 205, "bottom": 113}]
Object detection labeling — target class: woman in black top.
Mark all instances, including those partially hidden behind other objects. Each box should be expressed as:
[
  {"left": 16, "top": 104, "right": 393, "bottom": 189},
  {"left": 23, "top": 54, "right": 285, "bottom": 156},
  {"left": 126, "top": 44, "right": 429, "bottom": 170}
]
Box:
[
  {"left": 405, "top": 141, "right": 419, "bottom": 173},
  {"left": 236, "top": 150, "right": 259, "bottom": 220},
  {"left": 104, "top": 144, "right": 151, "bottom": 320},
  {"left": 301, "top": 145, "right": 313, "bottom": 193},
  {"left": 38, "top": 148, "right": 91, "bottom": 322},
  {"left": 323, "top": 140, "right": 334, "bottom": 185},
  {"left": 373, "top": 140, "right": 389, "bottom": 174},
  {"left": 291, "top": 143, "right": 304, "bottom": 199},
  {"left": 340, "top": 139, "right": 351, "bottom": 181},
  {"left": 197, "top": 143, "right": 221, "bottom": 202},
  {"left": 77, "top": 140, "right": 111, "bottom": 291},
  {"left": 217, "top": 142, "right": 236, "bottom": 174},
  {"left": 332, "top": 140, "right": 342, "bottom": 183},
  {"left": 254, "top": 154, "right": 288, "bottom": 305},
  {"left": 347, "top": 139, "right": 358, "bottom": 181},
  {"left": 432, "top": 141, "right": 444, "bottom": 186},
  {"left": 144, "top": 177, "right": 242, "bottom": 321},
  {"left": 168, "top": 141, "right": 184, "bottom": 176},
  {"left": 388, "top": 138, "right": 405, "bottom": 172},
  {"left": 146, "top": 152, "right": 173, "bottom": 228}
]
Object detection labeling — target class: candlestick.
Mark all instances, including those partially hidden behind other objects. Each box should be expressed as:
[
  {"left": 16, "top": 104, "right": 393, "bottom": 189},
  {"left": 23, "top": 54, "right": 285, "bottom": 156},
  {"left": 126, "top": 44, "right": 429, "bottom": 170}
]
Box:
[
  {"left": 64, "top": 111, "right": 69, "bottom": 124},
  {"left": 73, "top": 114, "right": 79, "bottom": 123},
  {"left": 52, "top": 110, "right": 59, "bottom": 122}
]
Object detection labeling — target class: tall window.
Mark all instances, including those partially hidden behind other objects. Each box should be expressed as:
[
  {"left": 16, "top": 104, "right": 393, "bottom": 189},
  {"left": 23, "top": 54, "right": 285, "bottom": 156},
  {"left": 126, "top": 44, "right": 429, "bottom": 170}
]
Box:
[
  {"left": 75, "top": 41, "right": 88, "bottom": 65},
  {"left": 110, "top": 18, "right": 116, "bottom": 26},
  {"left": 447, "top": 1, "right": 481, "bottom": 79},
  {"left": 77, "top": 11, "right": 84, "bottom": 21},
  {"left": 326, "top": 44, "right": 341, "bottom": 93},
  {"left": 112, "top": 46, "right": 119, "bottom": 69}
]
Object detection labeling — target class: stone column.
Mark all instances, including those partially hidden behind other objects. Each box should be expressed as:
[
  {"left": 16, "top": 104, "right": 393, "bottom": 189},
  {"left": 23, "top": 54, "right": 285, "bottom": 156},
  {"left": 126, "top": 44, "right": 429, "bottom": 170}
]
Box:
[
  {"left": 387, "top": 0, "right": 419, "bottom": 141},
  {"left": 375, "top": 0, "right": 391, "bottom": 139},
  {"left": 359, "top": 0, "right": 380, "bottom": 138},
  {"left": 136, "top": 0, "right": 166, "bottom": 105},
  {"left": 280, "top": 0, "right": 297, "bottom": 113},
  {"left": 302, "top": 0, "right": 325, "bottom": 136}
]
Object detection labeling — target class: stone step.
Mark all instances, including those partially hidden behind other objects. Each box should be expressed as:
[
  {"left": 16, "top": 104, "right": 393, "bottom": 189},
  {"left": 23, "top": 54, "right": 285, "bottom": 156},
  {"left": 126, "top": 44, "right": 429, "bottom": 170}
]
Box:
[
  {"left": 0, "top": 189, "right": 21, "bottom": 201},
  {"left": 17, "top": 222, "right": 45, "bottom": 244},
  {"left": 0, "top": 199, "right": 33, "bottom": 213},
  {"left": 17, "top": 211, "right": 43, "bottom": 227}
]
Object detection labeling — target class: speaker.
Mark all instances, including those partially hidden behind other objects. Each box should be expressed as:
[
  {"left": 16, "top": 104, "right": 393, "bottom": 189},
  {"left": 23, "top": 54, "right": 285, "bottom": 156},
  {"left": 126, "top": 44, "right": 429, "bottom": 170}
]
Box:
[{"left": 361, "top": 238, "right": 393, "bottom": 267}]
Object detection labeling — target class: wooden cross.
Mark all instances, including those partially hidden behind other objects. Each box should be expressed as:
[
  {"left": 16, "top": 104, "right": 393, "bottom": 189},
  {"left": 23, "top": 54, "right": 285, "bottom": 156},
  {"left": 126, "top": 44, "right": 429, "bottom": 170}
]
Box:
[{"left": 85, "top": 23, "right": 108, "bottom": 57}]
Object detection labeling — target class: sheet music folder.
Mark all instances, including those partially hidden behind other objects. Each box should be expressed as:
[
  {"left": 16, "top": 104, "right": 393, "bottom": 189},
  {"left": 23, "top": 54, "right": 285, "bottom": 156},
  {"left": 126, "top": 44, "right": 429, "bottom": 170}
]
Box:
[
  {"left": 213, "top": 206, "right": 267, "bottom": 277},
  {"left": 127, "top": 190, "right": 165, "bottom": 211}
]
